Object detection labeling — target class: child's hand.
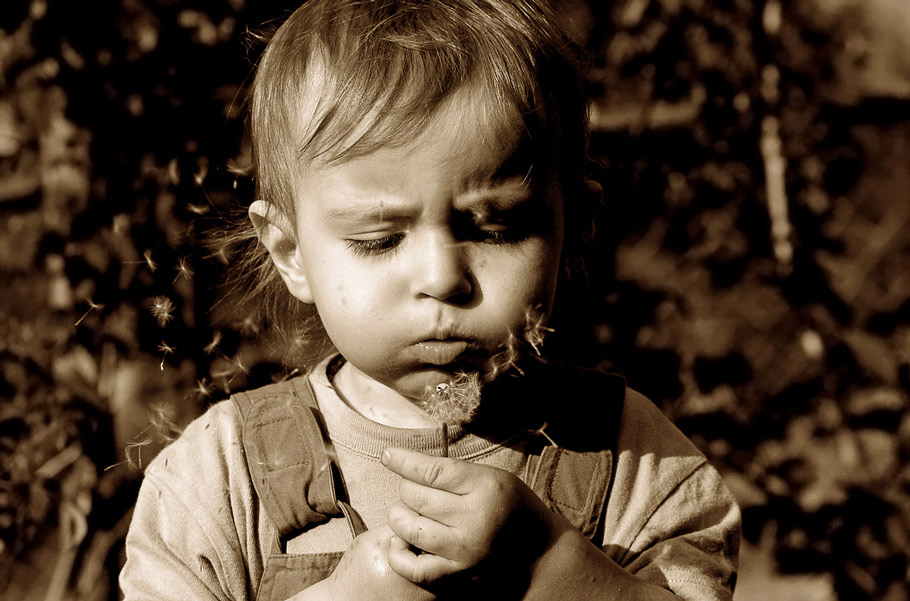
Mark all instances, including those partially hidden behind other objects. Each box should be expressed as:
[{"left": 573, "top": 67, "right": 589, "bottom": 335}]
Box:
[
  {"left": 318, "top": 523, "right": 436, "bottom": 601},
  {"left": 381, "top": 447, "right": 554, "bottom": 590}
]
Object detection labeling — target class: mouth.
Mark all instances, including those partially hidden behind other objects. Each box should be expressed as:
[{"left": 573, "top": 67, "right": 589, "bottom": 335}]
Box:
[{"left": 410, "top": 340, "right": 471, "bottom": 366}]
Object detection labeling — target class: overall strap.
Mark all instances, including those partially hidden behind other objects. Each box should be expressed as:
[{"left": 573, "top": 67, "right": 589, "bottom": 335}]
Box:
[
  {"left": 528, "top": 365, "right": 625, "bottom": 540},
  {"left": 232, "top": 377, "right": 366, "bottom": 552}
]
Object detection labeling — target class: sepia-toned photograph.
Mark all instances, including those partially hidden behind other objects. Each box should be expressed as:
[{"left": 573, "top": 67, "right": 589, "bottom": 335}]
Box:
[{"left": 1, "top": 1, "right": 908, "bottom": 599}]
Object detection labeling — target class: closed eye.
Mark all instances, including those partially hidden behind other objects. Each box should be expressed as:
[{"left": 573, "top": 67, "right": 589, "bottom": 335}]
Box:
[
  {"left": 345, "top": 233, "right": 405, "bottom": 257},
  {"left": 472, "top": 223, "right": 530, "bottom": 245},
  {"left": 454, "top": 209, "right": 534, "bottom": 245}
]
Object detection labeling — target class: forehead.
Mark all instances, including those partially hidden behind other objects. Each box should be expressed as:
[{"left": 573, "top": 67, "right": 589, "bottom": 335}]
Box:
[
  {"left": 299, "top": 84, "right": 539, "bottom": 188},
  {"left": 290, "top": 44, "right": 552, "bottom": 158}
]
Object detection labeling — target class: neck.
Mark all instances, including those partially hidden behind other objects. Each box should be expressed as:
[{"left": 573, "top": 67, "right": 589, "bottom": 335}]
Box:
[{"left": 333, "top": 361, "right": 444, "bottom": 429}]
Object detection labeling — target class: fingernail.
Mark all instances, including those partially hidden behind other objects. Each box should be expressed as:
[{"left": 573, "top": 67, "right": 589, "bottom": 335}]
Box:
[{"left": 381, "top": 449, "right": 391, "bottom": 465}]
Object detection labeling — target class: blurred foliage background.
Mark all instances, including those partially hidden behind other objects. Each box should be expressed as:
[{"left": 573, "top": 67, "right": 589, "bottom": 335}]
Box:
[{"left": 0, "top": 0, "right": 908, "bottom": 599}]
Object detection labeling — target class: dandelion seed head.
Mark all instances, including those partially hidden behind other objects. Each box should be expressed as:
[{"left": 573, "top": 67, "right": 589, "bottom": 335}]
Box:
[{"left": 419, "top": 371, "right": 482, "bottom": 424}]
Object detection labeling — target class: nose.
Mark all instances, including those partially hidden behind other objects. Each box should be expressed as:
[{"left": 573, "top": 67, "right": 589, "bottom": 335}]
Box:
[{"left": 412, "top": 232, "right": 473, "bottom": 302}]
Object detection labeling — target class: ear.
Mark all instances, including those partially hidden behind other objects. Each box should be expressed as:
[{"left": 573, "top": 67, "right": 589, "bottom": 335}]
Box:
[{"left": 249, "top": 200, "right": 314, "bottom": 304}]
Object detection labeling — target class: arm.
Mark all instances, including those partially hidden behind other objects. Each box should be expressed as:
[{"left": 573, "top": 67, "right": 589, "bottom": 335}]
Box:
[
  {"left": 381, "top": 447, "right": 681, "bottom": 600},
  {"left": 525, "top": 512, "right": 678, "bottom": 601},
  {"left": 120, "top": 406, "right": 257, "bottom": 601},
  {"left": 120, "top": 471, "right": 242, "bottom": 601}
]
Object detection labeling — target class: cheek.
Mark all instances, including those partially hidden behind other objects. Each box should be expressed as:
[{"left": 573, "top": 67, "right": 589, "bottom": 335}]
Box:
[
  {"left": 477, "top": 242, "right": 561, "bottom": 312},
  {"left": 311, "top": 261, "right": 391, "bottom": 327}
]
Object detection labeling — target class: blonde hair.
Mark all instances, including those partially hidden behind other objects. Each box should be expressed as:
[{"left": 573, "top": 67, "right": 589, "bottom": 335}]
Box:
[{"left": 227, "top": 0, "right": 591, "bottom": 368}]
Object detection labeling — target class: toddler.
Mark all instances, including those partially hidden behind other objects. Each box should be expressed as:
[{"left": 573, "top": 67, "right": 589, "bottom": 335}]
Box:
[{"left": 121, "top": 1, "right": 740, "bottom": 599}]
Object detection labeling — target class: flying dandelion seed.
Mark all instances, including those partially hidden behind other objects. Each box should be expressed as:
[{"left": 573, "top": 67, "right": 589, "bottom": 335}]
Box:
[
  {"left": 533, "top": 421, "right": 559, "bottom": 449},
  {"left": 74, "top": 297, "right": 105, "bottom": 327},
  {"left": 211, "top": 365, "right": 236, "bottom": 380},
  {"left": 240, "top": 317, "right": 259, "bottom": 335},
  {"left": 174, "top": 257, "right": 194, "bottom": 283},
  {"left": 213, "top": 243, "right": 230, "bottom": 265},
  {"left": 143, "top": 249, "right": 158, "bottom": 272},
  {"left": 211, "top": 356, "right": 248, "bottom": 389},
  {"left": 231, "top": 355, "right": 250, "bottom": 376},
  {"left": 522, "top": 306, "right": 553, "bottom": 356},
  {"left": 158, "top": 342, "right": 176, "bottom": 370},
  {"left": 149, "top": 402, "right": 181, "bottom": 444},
  {"left": 149, "top": 296, "right": 175, "bottom": 327},
  {"left": 486, "top": 331, "right": 523, "bottom": 381},
  {"left": 187, "top": 203, "right": 210, "bottom": 215},
  {"left": 275, "top": 368, "right": 300, "bottom": 383},
  {"left": 122, "top": 429, "right": 154, "bottom": 470},
  {"left": 470, "top": 205, "right": 490, "bottom": 227},
  {"left": 195, "top": 378, "right": 212, "bottom": 398},
  {"left": 203, "top": 331, "right": 222, "bottom": 354}
]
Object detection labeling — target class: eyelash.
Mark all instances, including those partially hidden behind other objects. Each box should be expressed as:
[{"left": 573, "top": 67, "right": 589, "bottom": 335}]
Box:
[
  {"left": 345, "top": 233, "right": 405, "bottom": 256},
  {"left": 345, "top": 224, "right": 528, "bottom": 257},
  {"left": 473, "top": 227, "right": 525, "bottom": 245}
]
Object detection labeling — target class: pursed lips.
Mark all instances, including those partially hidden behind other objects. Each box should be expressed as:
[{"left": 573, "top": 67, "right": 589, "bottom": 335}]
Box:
[{"left": 410, "top": 340, "right": 471, "bottom": 365}]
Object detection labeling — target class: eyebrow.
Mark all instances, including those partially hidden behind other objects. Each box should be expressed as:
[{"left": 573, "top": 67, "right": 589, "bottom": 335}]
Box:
[
  {"left": 454, "top": 176, "right": 535, "bottom": 215},
  {"left": 325, "top": 199, "right": 406, "bottom": 227},
  {"left": 324, "top": 177, "right": 535, "bottom": 228}
]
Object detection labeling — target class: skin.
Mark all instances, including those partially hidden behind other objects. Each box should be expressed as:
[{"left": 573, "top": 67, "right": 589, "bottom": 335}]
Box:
[
  {"left": 253, "top": 87, "right": 564, "bottom": 427},
  {"left": 256, "top": 87, "right": 679, "bottom": 600}
]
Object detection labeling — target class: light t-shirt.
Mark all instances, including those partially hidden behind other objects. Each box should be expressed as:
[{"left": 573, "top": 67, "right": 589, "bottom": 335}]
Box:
[{"left": 120, "top": 355, "right": 740, "bottom": 600}]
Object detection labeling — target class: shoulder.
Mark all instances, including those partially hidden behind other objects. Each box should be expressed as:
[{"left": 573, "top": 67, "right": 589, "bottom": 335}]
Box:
[
  {"left": 122, "top": 397, "right": 271, "bottom": 599},
  {"left": 610, "top": 386, "right": 732, "bottom": 527},
  {"left": 616, "top": 387, "right": 706, "bottom": 468},
  {"left": 145, "top": 376, "right": 312, "bottom": 482},
  {"left": 607, "top": 388, "right": 740, "bottom": 599},
  {"left": 144, "top": 399, "right": 245, "bottom": 485}
]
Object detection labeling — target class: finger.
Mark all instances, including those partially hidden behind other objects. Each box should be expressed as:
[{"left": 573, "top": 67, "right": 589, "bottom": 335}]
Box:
[
  {"left": 388, "top": 535, "right": 460, "bottom": 585},
  {"left": 399, "top": 477, "right": 460, "bottom": 523},
  {"left": 382, "top": 447, "right": 472, "bottom": 493},
  {"left": 387, "top": 500, "right": 464, "bottom": 559}
]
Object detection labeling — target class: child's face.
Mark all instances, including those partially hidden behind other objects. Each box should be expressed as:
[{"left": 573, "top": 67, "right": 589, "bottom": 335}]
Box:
[{"left": 287, "top": 90, "right": 565, "bottom": 412}]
